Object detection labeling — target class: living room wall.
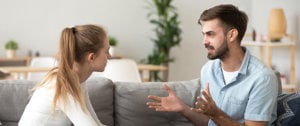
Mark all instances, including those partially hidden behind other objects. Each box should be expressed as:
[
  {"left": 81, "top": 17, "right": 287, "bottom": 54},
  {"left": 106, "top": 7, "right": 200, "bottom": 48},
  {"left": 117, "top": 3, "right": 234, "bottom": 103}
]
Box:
[{"left": 0, "top": 0, "right": 298, "bottom": 89}]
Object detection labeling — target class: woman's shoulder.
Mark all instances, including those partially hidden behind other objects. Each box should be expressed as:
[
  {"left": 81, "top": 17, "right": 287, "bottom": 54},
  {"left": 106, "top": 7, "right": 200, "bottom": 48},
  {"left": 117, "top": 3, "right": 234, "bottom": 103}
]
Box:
[{"left": 34, "top": 78, "right": 57, "bottom": 94}]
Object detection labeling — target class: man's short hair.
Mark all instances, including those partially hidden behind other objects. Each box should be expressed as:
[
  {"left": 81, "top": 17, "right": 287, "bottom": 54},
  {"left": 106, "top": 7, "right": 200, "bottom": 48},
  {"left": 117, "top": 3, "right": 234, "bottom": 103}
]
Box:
[{"left": 198, "top": 4, "right": 248, "bottom": 43}]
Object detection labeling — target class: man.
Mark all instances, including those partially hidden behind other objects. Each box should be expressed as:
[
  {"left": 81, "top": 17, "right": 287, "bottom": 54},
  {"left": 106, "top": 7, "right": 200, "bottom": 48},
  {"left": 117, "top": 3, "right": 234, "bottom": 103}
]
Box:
[{"left": 147, "top": 4, "right": 278, "bottom": 126}]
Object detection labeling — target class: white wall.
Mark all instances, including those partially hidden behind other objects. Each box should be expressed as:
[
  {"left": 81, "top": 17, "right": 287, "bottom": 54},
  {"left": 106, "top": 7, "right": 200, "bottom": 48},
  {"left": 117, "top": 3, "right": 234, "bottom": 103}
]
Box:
[
  {"left": 0, "top": 0, "right": 153, "bottom": 59},
  {"left": 0, "top": 0, "right": 298, "bottom": 86}
]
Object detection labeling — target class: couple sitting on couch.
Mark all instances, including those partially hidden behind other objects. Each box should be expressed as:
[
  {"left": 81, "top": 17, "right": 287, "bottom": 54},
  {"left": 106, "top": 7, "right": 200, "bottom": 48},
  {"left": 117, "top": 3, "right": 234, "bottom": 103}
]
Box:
[{"left": 19, "top": 4, "right": 278, "bottom": 126}]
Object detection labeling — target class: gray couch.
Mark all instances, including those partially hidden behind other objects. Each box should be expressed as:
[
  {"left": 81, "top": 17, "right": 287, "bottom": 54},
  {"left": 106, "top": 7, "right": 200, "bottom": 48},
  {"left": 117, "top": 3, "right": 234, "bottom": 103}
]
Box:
[
  {"left": 1, "top": 77, "right": 299, "bottom": 126},
  {"left": 0, "top": 77, "right": 201, "bottom": 126}
]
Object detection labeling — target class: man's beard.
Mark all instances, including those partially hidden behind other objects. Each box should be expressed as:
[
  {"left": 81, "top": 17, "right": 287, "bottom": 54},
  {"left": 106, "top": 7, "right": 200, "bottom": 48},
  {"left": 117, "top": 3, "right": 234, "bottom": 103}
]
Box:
[{"left": 205, "top": 38, "right": 229, "bottom": 60}]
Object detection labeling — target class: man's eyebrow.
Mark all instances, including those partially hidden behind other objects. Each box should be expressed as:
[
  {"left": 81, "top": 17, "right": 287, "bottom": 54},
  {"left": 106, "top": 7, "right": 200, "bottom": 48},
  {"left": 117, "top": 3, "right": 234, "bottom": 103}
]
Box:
[{"left": 202, "top": 31, "right": 214, "bottom": 35}]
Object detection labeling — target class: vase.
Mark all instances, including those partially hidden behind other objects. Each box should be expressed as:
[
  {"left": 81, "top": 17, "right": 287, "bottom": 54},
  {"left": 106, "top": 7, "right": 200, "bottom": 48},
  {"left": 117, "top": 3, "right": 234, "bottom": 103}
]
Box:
[{"left": 268, "top": 8, "right": 287, "bottom": 42}]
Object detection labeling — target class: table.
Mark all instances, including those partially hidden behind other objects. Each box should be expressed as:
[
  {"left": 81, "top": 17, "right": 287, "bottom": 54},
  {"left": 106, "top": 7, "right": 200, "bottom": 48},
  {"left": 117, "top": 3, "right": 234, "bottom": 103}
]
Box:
[
  {"left": 137, "top": 64, "right": 168, "bottom": 82},
  {"left": 0, "top": 66, "right": 52, "bottom": 80}
]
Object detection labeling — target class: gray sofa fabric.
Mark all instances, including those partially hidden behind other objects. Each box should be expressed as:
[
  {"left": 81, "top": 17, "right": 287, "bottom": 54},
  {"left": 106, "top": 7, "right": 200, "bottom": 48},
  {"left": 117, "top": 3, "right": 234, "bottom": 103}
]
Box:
[
  {"left": 114, "top": 79, "right": 200, "bottom": 126},
  {"left": 0, "top": 80, "right": 35, "bottom": 126},
  {"left": 0, "top": 77, "right": 200, "bottom": 126},
  {"left": 86, "top": 78, "right": 115, "bottom": 126},
  {"left": 1, "top": 77, "right": 298, "bottom": 126}
]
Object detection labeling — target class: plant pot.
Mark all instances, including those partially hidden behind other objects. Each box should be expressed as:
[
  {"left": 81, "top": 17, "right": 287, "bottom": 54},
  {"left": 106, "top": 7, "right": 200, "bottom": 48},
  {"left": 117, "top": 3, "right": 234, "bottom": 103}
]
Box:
[
  {"left": 109, "top": 46, "right": 115, "bottom": 56},
  {"left": 6, "top": 50, "right": 16, "bottom": 58}
]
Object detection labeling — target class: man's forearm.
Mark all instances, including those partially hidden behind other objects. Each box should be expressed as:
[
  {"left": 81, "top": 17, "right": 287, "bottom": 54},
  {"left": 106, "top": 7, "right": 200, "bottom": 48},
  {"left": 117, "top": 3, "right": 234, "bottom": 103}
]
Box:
[
  {"left": 180, "top": 106, "right": 209, "bottom": 126},
  {"left": 210, "top": 109, "right": 268, "bottom": 126},
  {"left": 210, "top": 109, "right": 243, "bottom": 126}
]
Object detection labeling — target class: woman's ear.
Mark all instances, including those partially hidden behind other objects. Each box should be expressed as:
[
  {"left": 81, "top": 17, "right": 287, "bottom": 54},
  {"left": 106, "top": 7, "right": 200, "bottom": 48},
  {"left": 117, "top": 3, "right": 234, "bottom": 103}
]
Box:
[{"left": 87, "top": 53, "right": 95, "bottom": 62}]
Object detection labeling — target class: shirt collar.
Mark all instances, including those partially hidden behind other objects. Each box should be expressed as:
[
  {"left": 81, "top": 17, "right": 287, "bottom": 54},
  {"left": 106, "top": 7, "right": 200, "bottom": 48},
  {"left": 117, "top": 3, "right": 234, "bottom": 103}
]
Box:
[{"left": 238, "top": 47, "right": 250, "bottom": 75}]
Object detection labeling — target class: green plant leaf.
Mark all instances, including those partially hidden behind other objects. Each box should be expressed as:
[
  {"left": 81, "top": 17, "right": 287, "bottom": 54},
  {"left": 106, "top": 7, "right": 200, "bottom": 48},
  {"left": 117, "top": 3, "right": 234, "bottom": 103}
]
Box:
[
  {"left": 146, "top": 0, "right": 181, "bottom": 81},
  {"left": 5, "top": 40, "right": 18, "bottom": 50},
  {"left": 108, "top": 36, "right": 118, "bottom": 46}
]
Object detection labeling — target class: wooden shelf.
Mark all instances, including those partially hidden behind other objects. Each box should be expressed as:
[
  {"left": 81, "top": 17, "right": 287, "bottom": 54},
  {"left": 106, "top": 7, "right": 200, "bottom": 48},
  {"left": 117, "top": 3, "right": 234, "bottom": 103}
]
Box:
[
  {"left": 242, "top": 34, "right": 296, "bottom": 92},
  {"left": 0, "top": 57, "right": 31, "bottom": 66},
  {"left": 242, "top": 41, "right": 295, "bottom": 47}
]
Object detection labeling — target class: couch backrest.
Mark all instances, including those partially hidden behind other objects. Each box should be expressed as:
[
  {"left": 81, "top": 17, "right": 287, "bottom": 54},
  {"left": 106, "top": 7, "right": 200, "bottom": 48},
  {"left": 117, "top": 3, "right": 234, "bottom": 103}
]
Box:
[
  {"left": 0, "top": 77, "right": 115, "bottom": 126},
  {"left": 3, "top": 77, "right": 298, "bottom": 126},
  {"left": 0, "top": 77, "right": 200, "bottom": 126},
  {"left": 0, "top": 80, "right": 35, "bottom": 125}
]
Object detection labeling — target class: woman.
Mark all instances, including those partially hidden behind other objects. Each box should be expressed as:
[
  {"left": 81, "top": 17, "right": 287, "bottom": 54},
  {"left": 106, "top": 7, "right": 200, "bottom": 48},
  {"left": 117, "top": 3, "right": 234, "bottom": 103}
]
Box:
[{"left": 19, "top": 24, "right": 110, "bottom": 126}]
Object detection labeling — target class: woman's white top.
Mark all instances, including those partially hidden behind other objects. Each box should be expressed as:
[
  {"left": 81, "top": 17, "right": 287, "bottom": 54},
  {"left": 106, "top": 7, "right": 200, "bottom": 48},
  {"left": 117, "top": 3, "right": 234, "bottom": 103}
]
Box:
[{"left": 18, "top": 79, "right": 105, "bottom": 126}]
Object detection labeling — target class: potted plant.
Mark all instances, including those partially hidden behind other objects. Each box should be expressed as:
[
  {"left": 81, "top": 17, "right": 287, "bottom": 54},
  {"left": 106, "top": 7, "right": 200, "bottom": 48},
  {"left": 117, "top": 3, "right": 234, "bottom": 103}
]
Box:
[
  {"left": 109, "top": 36, "right": 118, "bottom": 56},
  {"left": 146, "top": 0, "right": 182, "bottom": 81},
  {"left": 5, "top": 40, "right": 18, "bottom": 58}
]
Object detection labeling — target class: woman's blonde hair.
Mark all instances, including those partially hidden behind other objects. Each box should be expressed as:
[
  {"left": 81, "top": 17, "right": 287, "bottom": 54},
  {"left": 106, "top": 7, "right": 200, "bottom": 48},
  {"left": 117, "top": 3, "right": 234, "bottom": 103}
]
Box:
[{"left": 33, "top": 24, "right": 107, "bottom": 114}]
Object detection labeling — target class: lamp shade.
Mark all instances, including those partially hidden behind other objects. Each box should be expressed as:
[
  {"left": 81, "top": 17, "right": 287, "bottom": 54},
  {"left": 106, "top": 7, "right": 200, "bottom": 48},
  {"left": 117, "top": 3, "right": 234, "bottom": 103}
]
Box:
[{"left": 268, "top": 8, "right": 287, "bottom": 41}]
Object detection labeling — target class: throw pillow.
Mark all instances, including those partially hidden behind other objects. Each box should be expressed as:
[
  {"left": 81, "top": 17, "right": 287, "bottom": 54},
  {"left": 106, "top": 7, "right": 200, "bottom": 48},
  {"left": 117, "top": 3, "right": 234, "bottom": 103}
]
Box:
[
  {"left": 86, "top": 77, "right": 114, "bottom": 126},
  {"left": 274, "top": 92, "right": 300, "bottom": 126}
]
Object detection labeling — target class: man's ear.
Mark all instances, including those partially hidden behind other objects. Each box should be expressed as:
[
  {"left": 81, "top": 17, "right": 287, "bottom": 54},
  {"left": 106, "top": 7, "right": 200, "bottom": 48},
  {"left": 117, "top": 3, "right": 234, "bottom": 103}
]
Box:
[{"left": 227, "top": 29, "right": 238, "bottom": 42}]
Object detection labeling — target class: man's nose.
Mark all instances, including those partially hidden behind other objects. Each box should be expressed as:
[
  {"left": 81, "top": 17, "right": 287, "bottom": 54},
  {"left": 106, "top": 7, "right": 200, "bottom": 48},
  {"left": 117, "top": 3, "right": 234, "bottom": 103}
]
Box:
[{"left": 202, "top": 36, "right": 208, "bottom": 45}]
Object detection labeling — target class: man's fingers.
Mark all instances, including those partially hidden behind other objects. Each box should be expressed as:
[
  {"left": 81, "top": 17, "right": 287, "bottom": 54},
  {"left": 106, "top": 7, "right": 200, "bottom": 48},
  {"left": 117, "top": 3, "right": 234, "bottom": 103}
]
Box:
[
  {"left": 155, "top": 107, "right": 166, "bottom": 111},
  {"left": 201, "top": 91, "right": 211, "bottom": 103},
  {"left": 205, "top": 83, "right": 211, "bottom": 97},
  {"left": 202, "top": 83, "right": 212, "bottom": 103},
  {"left": 148, "top": 95, "right": 162, "bottom": 101},
  {"left": 146, "top": 102, "right": 161, "bottom": 106},
  {"left": 196, "top": 97, "right": 207, "bottom": 109},
  {"left": 197, "top": 96, "right": 207, "bottom": 103},
  {"left": 147, "top": 104, "right": 166, "bottom": 111}
]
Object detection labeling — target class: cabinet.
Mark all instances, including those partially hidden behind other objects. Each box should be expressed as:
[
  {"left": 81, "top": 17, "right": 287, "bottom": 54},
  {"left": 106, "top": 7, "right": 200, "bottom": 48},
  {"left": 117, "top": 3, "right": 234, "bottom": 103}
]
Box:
[{"left": 242, "top": 34, "right": 296, "bottom": 92}]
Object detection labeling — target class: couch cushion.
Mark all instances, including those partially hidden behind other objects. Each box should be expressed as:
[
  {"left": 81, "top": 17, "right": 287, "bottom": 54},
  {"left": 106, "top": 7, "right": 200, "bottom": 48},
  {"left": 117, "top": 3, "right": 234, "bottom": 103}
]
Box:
[
  {"left": 0, "top": 77, "right": 115, "bottom": 126},
  {"left": 86, "top": 77, "right": 114, "bottom": 126},
  {"left": 114, "top": 79, "right": 201, "bottom": 126},
  {"left": 274, "top": 92, "right": 300, "bottom": 126},
  {"left": 0, "top": 80, "right": 35, "bottom": 125}
]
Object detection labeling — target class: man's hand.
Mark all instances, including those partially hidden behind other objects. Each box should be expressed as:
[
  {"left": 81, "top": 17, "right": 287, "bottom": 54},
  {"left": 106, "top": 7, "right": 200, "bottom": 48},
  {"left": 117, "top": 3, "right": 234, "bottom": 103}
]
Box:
[
  {"left": 191, "top": 83, "right": 267, "bottom": 126},
  {"left": 147, "top": 84, "right": 188, "bottom": 112},
  {"left": 191, "top": 83, "right": 219, "bottom": 118}
]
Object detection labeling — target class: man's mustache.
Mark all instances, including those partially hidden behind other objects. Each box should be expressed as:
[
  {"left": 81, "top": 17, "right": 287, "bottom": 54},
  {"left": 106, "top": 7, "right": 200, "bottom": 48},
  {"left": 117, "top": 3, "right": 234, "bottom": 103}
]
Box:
[{"left": 205, "top": 44, "right": 214, "bottom": 50}]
